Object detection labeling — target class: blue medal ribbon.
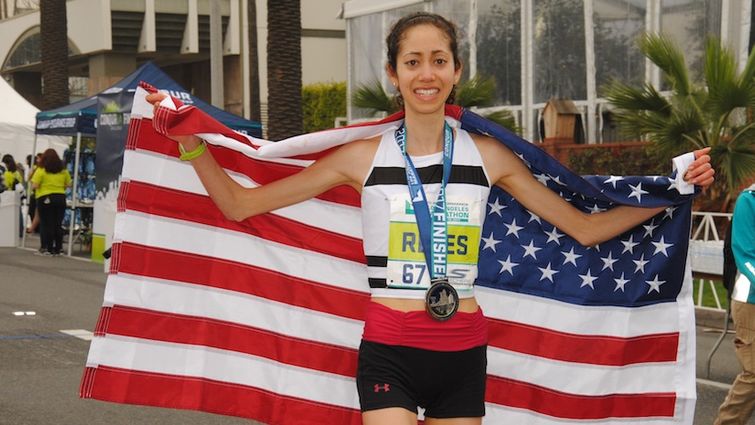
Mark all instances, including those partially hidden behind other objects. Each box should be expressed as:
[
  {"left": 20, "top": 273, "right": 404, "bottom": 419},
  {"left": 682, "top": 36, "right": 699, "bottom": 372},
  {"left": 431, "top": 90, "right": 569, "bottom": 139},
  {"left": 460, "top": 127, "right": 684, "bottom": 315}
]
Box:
[{"left": 394, "top": 122, "right": 454, "bottom": 281}]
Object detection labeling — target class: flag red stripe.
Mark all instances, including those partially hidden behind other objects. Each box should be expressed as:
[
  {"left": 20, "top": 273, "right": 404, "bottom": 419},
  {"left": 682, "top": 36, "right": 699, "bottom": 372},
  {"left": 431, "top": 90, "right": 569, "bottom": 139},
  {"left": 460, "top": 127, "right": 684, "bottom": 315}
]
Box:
[
  {"left": 100, "top": 305, "right": 359, "bottom": 377},
  {"left": 120, "top": 180, "right": 365, "bottom": 264},
  {"left": 112, "top": 242, "right": 675, "bottom": 368},
  {"left": 112, "top": 242, "right": 370, "bottom": 321},
  {"left": 81, "top": 365, "right": 362, "bottom": 425},
  {"left": 134, "top": 121, "right": 361, "bottom": 207},
  {"left": 485, "top": 375, "right": 676, "bottom": 419},
  {"left": 487, "top": 318, "right": 679, "bottom": 366}
]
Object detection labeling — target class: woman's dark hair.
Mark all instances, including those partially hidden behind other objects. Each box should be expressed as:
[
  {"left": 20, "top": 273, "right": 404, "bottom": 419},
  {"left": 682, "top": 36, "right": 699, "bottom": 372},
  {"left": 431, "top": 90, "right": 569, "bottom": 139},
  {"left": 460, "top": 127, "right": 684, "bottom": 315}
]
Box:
[
  {"left": 385, "top": 12, "right": 461, "bottom": 105},
  {"left": 2, "top": 154, "right": 17, "bottom": 173},
  {"left": 41, "top": 149, "right": 64, "bottom": 174}
]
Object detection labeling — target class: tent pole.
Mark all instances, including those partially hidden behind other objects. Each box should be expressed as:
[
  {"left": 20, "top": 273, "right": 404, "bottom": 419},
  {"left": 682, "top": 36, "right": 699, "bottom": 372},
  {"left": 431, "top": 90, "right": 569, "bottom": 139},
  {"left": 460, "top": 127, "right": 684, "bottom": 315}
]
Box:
[
  {"left": 22, "top": 132, "right": 39, "bottom": 249},
  {"left": 68, "top": 131, "right": 82, "bottom": 257}
]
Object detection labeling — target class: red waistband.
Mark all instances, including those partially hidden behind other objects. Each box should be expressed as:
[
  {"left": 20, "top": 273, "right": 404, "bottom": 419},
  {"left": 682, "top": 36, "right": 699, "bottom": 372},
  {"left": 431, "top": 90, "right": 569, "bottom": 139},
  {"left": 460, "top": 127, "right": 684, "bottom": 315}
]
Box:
[{"left": 362, "top": 301, "right": 489, "bottom": 352}]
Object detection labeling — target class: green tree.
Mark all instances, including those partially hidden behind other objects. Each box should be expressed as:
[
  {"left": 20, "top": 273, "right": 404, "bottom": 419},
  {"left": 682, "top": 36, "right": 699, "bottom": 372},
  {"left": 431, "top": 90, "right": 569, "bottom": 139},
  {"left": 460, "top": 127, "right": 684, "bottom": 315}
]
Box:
[
  {"left": 352, "top": 75, "right": 520, "bottom": 133},
  {"left": 267, "top": 0, "right": 302, "bottom": 139},
  {"left": 605, "top": 33, "right": 755, "bottom": 207},
  {"left": 40, "top": 0, "right": 69, "bottom": 109}
]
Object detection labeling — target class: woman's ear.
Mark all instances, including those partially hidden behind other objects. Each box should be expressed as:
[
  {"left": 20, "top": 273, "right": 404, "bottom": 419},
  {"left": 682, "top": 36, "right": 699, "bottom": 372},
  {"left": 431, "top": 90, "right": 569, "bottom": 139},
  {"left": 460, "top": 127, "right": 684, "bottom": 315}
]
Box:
[{"left": 386, "top": 63, "right": 398, "bottom": 85}]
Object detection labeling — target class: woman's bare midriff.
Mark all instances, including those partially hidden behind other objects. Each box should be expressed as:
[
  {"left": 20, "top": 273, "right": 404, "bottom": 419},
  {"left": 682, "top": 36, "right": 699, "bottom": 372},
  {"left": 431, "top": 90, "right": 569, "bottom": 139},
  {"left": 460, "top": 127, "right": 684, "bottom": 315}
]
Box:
[{"left": 371, "top": 296, "right": 479, "bottom": 313}]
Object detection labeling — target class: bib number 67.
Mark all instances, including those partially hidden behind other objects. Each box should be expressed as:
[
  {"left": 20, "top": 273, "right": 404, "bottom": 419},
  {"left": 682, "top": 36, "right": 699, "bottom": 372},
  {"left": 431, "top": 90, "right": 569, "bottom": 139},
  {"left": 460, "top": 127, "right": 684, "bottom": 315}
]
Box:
[{"left": 402, "top": 263, "right": 426, "bottom": 285}]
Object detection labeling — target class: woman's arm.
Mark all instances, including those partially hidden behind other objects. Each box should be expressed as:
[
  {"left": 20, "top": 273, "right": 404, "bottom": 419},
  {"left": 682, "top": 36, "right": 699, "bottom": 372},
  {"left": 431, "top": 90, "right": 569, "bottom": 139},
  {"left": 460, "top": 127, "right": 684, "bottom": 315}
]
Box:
[
  {"left": 476, "top": 136, "right": 714, "bottom": 246},
  {"left": 145, "top": 93, "right": 375, "bottom": 221}
]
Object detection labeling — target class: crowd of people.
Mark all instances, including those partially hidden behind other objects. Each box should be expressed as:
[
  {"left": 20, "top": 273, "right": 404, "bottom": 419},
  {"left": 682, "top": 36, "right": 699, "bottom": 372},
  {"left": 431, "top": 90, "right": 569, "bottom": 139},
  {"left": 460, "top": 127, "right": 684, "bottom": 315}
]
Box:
[{"left": 0, "top": 149, "right": 71, "bottom": 256}]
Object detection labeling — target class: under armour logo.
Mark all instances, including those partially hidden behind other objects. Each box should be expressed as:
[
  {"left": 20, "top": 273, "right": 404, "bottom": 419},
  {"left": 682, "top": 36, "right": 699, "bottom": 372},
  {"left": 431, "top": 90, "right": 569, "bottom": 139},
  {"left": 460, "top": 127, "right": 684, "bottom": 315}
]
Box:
[{"left": 373, "top": 383, "right": 391, "bottom": 393}]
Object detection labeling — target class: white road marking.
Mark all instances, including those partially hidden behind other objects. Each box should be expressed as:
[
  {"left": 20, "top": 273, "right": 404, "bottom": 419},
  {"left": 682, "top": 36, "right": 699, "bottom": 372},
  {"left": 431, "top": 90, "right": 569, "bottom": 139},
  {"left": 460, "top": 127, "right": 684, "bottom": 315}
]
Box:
[{"left": 59, "top": 329, "right": 94, "bottom": 341}]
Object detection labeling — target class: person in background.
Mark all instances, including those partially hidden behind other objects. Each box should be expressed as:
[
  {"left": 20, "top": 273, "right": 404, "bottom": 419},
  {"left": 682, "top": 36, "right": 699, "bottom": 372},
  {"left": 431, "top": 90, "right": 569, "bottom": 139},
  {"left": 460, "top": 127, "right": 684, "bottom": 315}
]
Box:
[
  {"left": 715, "top": 182, "right": 755, "bottom": 425},
  {"left": 25, "top": 153, "right": 43, "bottom": 234},
  {"left": 31, "top": 149, "right": 71, "bottom": 256},
  {"left": 2, "top": 154, "right": 25, "bottom": 237}
]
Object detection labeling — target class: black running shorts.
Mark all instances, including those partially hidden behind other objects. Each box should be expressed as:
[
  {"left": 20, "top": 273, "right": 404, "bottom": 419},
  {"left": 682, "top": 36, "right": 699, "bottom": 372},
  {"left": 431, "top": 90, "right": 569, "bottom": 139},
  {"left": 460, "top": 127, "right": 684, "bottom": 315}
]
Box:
[{"left": 356, "top": 339, "right": 487, "bottom": 418}]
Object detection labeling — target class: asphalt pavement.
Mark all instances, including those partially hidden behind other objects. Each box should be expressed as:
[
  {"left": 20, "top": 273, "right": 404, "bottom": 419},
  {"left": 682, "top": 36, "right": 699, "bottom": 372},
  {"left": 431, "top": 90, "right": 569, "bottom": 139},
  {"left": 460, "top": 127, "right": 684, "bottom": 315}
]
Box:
[{"left": 1, "top": 246, "right": 753, "bottom": 424}]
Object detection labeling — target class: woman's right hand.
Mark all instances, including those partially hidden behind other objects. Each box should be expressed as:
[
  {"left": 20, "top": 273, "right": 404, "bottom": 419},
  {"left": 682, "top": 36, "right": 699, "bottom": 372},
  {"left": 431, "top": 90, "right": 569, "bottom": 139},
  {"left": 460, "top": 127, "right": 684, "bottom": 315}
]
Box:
[{"left": 144, "top": 92, "right": 202, "bottom": 150}]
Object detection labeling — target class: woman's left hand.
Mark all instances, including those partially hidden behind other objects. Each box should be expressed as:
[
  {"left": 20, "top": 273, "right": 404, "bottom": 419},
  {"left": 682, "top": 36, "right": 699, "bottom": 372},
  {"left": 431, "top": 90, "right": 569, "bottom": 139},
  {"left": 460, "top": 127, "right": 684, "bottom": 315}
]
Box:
[{"left": 684, "top": 147, "right": 715, "bottom": 188}]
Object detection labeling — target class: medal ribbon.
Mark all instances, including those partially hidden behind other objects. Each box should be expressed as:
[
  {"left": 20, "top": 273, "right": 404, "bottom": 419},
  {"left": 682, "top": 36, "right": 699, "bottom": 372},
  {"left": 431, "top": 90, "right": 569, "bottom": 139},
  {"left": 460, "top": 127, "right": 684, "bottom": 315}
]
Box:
[{"left": 394, "top": 122, "right": 454, "bottom": 280}]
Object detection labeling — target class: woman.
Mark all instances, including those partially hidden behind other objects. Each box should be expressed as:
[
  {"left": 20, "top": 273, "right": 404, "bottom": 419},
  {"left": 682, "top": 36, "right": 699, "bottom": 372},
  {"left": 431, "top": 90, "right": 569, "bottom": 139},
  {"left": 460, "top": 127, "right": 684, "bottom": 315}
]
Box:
[
  {"left": 147, "top": 12, "right": 714, "bottom": 425},
  {"left": 31, "top": 149, "right": 71, "bottom": 256},
  {"left": 26, "top": 153, "right": 43, "bottom": 233},
  {"left": 2, "top": 154, "right": 23, "bottom": 191}
]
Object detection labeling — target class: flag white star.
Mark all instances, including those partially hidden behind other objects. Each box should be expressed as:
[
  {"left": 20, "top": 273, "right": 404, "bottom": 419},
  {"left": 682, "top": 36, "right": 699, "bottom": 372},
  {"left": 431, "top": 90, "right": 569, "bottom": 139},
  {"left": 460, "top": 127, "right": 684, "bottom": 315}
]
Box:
[
  {"left": 561, "top": 247, "right": 582, "bottom": 266},
  {"left": 488, "top": 198, "right": 506, "bottom": 217},
  {"left": 549, "top": 174, "right": 564, "bottom": 186},
  {"left": 621, "top": 235, "right": 639, "bottom": 254},
  {"left": 481, "top": 232, "right": 502, "bottom": 252},
  {"left": 614, "top": 273, "right": 630, "bottom": 292},
  {"left": 646, "top": 274, "right": 665, "bottom": 293},
  {"left": 538, "top": 262, "right": 558, "bottom": 283},
  {"left": 579, "top": 270, "right": 598, "bottom": 289},
  {"left": 643, "top": 221, "right": 659, "bottom": 238},
  {"left": 600, "top": 252, "right": 618, "bottom": 271},
  {"left": 628, "top": 182, "right": 649, "bottom": 203},
  {"left": 651, "top": 236, "right": 673, "bottom": 257},
  {"left": 664, "top": 206, "right": 676, "bottom": 220},
  {"left": 534, "top": 173, "right": 550, "bottom": 185},
  {"left": 545, "top": 227, "right": 564, "bottom": 245},
  {"left": 633, "top": 253, "right": 649, "bottom": 274},
  {"left": 604, "top": 175, "right": 624, "bottom": 188},
  {"left": 587, "top": 203, "right": 605, "bottom": 214},
  {"left": 527, "top": 210, "right": 542, "bottom": 224},
  {"left": 504, "top": 219, "right": 524, "bottom": 238},
  {"left": 515, "top": 153, "right": 531, "bottom": 168},
  {"left": 497, "top": 255, "right": 518, "bottom": 275},
  {"left": 521, "top": 240, "right": 542, "bottom": 260},
  {"left": 667, "top": 178, "right": 678, "bottom": 192}
]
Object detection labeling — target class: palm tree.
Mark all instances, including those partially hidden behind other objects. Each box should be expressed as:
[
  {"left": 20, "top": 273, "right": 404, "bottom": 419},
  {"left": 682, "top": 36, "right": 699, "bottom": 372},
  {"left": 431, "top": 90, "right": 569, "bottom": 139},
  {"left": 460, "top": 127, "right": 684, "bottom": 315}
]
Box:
[
  {"left": 353, "top": 75, "right": 520, "bottom": 133},
  {"left": 40, "top": 0, "right": 69, "bottom": 109},
  {"left": 266, "top": 0, "right": 302, "bottom": 140},
  {"left": 605, "top": 33, "right": 755, "bottom": 205}
]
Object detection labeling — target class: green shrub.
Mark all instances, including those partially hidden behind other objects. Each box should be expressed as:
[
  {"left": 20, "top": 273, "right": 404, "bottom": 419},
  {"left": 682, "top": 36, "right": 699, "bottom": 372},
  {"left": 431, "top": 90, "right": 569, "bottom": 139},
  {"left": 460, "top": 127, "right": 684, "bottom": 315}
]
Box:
[{"left": 302, "top": 82, "right": 346, "bottom": 132}]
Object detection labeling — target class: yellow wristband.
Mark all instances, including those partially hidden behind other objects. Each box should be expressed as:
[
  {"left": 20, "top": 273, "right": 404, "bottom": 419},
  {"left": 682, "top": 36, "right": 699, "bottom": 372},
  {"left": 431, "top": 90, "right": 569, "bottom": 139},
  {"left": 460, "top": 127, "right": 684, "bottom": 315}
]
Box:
[{"left": 178, "top": 141, "right": 207, "bottom": 161}]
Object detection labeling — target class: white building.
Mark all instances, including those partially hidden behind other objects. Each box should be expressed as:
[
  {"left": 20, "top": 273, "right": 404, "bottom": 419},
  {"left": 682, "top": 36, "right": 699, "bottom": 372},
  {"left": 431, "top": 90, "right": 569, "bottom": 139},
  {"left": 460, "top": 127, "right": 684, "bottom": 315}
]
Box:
[
  {"left": 0, "top": 0, "right": 346, "bottom": 126},
  {"left": 343, "top": 0, "right": 753, "bottom": 142}
]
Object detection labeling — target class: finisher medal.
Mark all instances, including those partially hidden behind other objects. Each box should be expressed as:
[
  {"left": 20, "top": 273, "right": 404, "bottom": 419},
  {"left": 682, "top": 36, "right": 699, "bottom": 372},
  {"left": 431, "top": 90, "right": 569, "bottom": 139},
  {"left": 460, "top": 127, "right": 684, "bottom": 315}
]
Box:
[{"left": 425, "top": 279, "right": 459, "bottom": 321}]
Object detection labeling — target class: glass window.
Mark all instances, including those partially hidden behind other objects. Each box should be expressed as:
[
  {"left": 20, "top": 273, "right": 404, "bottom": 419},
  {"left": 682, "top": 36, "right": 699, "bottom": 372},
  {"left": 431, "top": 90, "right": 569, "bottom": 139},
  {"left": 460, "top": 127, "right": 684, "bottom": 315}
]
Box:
[
  {"left": 349, "top": 13, "right": 384, "bottom": 119},
  {"left": 431, "top": 0, "right": 471, "bottom": 83},
  {"left": 532, "top": 0, "right": 587, "bottom": 103},
  {"left": 477, "top": 0, "right": 522, "bottom": 104},
  {"left": 660, "top": 0, "right": 722, "bottom": 84},
  {"left": 594, "top": 0, "right": 645, "bottom": 95}
]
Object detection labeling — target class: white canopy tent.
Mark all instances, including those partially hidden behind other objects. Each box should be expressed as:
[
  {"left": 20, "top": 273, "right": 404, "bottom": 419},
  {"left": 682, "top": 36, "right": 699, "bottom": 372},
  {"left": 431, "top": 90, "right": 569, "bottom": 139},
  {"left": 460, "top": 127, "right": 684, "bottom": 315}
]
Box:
[{"left": 0, "top": 78, "right": 68, "bottom": 166}]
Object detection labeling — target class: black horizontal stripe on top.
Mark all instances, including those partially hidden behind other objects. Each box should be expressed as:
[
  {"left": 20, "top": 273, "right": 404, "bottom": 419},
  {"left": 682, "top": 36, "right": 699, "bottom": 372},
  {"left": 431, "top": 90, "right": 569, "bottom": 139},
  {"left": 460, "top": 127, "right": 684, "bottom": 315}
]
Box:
[
  {"left": 366, "top": 256, "right": 388, "bottom": 267},
  {"left": 364, "top": 165, "right": 488, "bottom": 187}
]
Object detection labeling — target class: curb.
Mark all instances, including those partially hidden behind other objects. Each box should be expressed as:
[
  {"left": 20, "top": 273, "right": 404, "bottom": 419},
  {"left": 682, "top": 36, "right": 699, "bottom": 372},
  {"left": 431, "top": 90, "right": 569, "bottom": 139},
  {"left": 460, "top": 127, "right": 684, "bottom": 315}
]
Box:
[{"left": 696, "top": 306, "right": 729, "bottom": 330}]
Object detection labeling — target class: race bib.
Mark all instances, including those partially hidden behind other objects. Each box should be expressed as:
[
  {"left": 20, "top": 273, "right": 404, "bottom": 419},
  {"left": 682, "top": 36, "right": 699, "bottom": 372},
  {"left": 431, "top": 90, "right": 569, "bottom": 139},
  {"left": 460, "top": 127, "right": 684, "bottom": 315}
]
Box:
[{"left": 386, "top": 193, "right": 482, "bottom": 289}]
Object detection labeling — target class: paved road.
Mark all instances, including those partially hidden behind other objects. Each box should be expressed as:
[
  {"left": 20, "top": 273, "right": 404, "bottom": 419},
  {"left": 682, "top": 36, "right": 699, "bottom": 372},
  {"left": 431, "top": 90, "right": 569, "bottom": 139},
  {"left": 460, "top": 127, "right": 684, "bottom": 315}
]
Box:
[{"left": 1, "top": 246, "right": 753, "bottom": 424}]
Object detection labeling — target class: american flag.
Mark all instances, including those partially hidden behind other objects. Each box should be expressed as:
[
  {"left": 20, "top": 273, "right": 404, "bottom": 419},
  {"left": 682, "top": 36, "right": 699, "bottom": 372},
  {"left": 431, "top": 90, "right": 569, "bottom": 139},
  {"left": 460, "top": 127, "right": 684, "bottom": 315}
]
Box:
[{"left": 80, "top": 84, "right": 697, "bottom": 424}]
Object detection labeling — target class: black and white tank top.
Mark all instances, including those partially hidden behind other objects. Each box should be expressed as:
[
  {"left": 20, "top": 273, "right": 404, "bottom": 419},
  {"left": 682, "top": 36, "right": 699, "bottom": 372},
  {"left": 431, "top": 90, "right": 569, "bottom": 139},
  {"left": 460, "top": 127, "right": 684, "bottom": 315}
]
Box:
[{"left": 360, "top": 124, "right": 492, "bottom": 299}]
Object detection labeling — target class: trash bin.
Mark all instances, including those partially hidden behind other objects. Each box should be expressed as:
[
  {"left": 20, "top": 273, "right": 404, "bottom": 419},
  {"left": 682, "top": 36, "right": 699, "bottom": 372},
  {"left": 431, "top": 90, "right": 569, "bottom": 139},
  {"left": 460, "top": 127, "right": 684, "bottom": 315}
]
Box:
[{"left": 0, "top": 191, "right": 21, "bottom": 247}]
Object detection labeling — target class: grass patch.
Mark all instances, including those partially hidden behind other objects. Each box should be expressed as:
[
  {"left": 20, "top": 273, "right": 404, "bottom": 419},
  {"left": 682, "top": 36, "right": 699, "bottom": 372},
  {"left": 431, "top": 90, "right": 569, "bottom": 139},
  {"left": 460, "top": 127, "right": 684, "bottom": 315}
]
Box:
[{"left": 692, "top": 277, "right": 729, "bottom": 310}]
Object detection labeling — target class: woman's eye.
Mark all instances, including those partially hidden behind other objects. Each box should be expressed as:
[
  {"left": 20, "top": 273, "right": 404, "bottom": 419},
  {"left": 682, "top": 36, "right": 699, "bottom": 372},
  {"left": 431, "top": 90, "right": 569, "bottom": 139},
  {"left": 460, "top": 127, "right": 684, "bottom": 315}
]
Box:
[
  {"left": 405, "top": 60, "right": 418, "bottom": 66},
  {"left": 435, "top": 58, "right": 447, "bottom": 65}
]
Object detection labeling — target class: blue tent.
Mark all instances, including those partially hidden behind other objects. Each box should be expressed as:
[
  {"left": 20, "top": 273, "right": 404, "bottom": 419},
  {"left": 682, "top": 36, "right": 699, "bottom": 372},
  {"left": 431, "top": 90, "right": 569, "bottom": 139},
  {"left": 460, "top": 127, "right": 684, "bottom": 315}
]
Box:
[{"left": 35, "top": 61, "right": 262, "bottom": 137}]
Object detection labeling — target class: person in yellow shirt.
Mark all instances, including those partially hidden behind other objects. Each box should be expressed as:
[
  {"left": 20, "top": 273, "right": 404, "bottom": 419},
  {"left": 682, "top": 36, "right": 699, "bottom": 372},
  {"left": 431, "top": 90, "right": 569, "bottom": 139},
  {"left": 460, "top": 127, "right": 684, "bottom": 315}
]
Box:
[
  {"left": 31, "top": 149, "right": 71, "bottom": 256},
  {"left": 2, "top": 154, "right": 23, "bottom": 191}
]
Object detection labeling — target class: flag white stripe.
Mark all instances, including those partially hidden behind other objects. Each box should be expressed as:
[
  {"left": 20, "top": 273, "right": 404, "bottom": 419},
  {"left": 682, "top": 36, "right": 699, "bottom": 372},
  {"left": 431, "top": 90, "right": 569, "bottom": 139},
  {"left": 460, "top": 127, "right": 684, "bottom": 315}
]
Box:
[
  {"left": 486, "top": 347, "right": 675, "bottom": 395},
  {"left": 484, "top": 403, "right": 689, "bottom": 425},
  {"left": 122, "top": 149, "right": 362, "bottom": 238},
  {"left": 113, "top": 211, "right": 369, "bottom": 294},
  {"left": 86, "top": 335, "right": 360, "bottom": 409},
  {"left": 476, "top": 287, "right": 680, "bottom": 336},
  {"left": 103, "top": 274, "right": 364, "bottom": 350}
]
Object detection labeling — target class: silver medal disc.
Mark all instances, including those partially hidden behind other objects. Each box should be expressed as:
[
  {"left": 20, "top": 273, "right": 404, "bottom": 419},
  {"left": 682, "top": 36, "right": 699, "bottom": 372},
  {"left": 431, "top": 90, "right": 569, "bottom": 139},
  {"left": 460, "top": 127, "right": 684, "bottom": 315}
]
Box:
[{"left": 425, "top": 279, "right": 459, "bottom": 321}]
